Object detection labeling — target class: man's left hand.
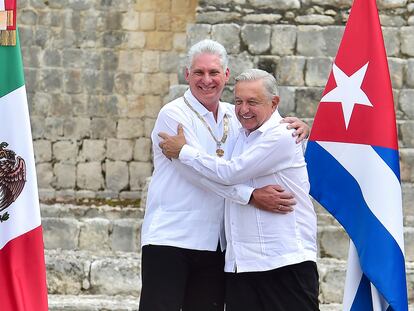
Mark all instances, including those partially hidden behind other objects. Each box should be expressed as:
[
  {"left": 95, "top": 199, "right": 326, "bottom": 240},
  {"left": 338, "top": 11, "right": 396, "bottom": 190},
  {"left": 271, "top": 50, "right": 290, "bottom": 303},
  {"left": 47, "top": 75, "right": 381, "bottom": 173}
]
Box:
[
  {"left": 158, "top": 124, "right": 186, "bottom": 159},
  {"left": 281, "top": 117, "right": 310, "bottom": 143}
]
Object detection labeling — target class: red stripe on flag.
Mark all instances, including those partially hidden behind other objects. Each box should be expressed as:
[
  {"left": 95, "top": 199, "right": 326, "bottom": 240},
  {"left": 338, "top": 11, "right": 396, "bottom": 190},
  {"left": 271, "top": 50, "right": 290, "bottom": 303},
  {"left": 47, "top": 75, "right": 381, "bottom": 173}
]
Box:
[
  {"left": 4, "top": 0, "right": 15, "bottom": 30},
  {"left": 0, "top": 226, "right": 48, "bottom": 311}
]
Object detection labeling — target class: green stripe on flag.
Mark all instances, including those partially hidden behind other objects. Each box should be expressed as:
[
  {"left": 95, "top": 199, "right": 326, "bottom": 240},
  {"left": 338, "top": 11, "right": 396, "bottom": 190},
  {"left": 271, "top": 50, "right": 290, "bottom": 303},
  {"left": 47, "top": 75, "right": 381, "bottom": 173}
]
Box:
[{"left": 0, "top": 29, "right": 24, "bottom": 98}]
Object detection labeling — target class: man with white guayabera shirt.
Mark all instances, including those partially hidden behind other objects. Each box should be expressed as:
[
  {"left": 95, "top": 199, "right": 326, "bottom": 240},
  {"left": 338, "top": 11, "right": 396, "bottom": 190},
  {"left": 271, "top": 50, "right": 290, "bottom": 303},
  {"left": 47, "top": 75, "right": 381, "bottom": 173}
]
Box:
[{"left": 139, "top": 40, "right": 310, "bottom": 311}]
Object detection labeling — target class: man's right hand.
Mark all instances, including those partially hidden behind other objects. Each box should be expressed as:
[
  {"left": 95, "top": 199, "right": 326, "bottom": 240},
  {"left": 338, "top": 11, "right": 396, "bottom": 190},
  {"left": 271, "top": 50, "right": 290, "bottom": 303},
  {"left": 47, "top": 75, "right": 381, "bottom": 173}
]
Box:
[{"left": 249, "top": 185, "right": 296, "bottom": 214}]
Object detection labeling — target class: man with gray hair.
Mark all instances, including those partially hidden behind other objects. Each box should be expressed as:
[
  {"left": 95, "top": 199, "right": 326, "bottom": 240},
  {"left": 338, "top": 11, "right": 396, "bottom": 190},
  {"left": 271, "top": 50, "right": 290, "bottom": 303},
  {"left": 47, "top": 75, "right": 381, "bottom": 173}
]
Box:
[
  {"left": 160, "top": 68, "right": 318, "bottom": 311},
  {"left": 140, "top": 40, "right": 310, "bottom": 311}
]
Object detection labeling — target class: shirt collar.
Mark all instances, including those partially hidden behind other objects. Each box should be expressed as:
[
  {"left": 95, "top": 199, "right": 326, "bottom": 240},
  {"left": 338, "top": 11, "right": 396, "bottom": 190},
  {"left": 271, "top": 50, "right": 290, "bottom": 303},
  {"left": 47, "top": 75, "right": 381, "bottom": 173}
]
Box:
[
  {"left": 184, "top": 89, "right": 229, "bottom": 123},
  {"left": 240, "top": 109, "right": 283, "bottom": 136}
]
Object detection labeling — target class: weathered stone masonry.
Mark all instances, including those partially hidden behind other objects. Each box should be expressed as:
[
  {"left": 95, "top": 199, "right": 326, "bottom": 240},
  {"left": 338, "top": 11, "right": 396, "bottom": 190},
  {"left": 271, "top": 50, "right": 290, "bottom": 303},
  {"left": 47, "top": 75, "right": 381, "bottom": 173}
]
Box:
[{"left": 17, "top": 0, "right": 414, "bottom": 221}]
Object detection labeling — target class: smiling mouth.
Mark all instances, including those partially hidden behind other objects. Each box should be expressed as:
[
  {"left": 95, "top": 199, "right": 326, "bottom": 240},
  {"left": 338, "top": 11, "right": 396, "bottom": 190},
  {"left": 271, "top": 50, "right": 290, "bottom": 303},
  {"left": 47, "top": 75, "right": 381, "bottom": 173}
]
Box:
[
  {"left": 240, "top": 115, "right": 254, "bottom": 119},
  {"left": 199, "top": 86, "right": 216, "bottom": 92}
]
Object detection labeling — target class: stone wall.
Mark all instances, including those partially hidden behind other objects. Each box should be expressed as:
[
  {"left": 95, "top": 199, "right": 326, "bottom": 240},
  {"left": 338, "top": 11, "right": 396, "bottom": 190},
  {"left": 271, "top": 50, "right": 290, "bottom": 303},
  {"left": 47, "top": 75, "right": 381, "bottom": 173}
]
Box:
[
  {"left": 18, "top": 0, "right": 197, "bottom": 200},
  {"left": 170, "top": 0, "right": 414, "bottom": 218},
  {"left": 18, "top": 0, "right": 414, "bottom": 206}
]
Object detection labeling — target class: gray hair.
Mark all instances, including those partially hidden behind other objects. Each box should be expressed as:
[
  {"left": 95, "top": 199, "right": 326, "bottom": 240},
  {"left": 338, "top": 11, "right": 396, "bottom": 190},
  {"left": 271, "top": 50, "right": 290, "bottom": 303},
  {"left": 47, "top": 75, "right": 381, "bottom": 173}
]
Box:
[
  {"left": 187, "top": 39, "right": 228, "bottom": 71},
  {"left": 235, "top": 69, "right": 279, "bottom": 99}
]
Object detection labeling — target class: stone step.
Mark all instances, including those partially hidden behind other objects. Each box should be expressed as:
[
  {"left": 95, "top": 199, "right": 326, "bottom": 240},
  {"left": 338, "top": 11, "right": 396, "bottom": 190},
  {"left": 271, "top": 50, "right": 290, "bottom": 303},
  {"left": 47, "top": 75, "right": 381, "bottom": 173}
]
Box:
[
  {"left": 48, "top": 294, "right": 139, "bottom": 311},
  {"left": 45, "top": 250, "right": 141, "bottom": 297},
  {"left": 45, "top": 250, "right": 414, "bottom": 305},
  {"left": 41, "top": 203, "right": 143, "bottom": 253}
]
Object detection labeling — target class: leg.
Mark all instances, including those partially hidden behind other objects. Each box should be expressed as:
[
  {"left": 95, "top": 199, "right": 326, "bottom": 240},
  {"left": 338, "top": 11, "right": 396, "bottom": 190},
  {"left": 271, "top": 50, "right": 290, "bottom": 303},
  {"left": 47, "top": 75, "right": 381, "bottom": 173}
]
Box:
[
  {"left": 139, "top": 245, "right": 190, "bottom": 311},
  {"left": 225, "top": 271, "right": 263, "bottom": 311},
  {"left": 258, "top": 261, "right": 320, "bottom": 311},
  {"left": 182, "top": 247, "right": 225, "bottom": 311}
]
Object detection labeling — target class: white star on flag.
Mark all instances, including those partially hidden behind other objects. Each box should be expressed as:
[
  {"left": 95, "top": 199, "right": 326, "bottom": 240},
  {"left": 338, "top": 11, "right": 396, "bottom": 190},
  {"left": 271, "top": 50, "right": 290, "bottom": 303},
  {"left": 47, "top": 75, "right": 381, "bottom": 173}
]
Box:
[{"left": 320, "top": 62, "right": 373, "bottom": 129}]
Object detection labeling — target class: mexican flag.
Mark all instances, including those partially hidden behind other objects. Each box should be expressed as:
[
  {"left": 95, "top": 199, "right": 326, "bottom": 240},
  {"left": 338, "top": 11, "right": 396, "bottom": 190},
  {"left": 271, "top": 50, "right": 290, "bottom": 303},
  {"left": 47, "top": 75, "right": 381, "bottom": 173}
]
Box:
[{"left": 0, "top": 30, "right": 48, "bottom": 310}]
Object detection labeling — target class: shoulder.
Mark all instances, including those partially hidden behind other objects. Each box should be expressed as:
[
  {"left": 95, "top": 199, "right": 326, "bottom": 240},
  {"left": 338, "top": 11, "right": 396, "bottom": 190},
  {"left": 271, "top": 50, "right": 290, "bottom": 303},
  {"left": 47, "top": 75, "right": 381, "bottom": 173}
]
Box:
[
  {"left": 267, "top": 121, "right": 297, "bottom": 147},
  {"left": 158, "top": 97, "right": 188, "bottom": 121}
]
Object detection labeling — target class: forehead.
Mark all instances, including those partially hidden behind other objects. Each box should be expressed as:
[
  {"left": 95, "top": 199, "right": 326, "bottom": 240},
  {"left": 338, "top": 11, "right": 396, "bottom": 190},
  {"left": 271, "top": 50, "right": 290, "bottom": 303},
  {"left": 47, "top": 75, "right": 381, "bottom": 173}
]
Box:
[
  {"left": 235, "top": 80, "right": 266, "bottom": 97},
  {"left": 190, "top": 53, "right": 223, "bottom": 70}
]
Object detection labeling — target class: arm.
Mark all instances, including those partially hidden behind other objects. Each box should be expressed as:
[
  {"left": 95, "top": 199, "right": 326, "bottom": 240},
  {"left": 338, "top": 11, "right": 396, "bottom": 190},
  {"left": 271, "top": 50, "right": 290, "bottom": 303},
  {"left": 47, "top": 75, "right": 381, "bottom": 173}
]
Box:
[
  {"left": 281, "top": 116, "right": 310, "bottom": 143},
  {"left": 160, "top": 124, "right": 297, "bottom": 185},
  {"left": 153, "top": 106, "right": 254, "bottom": 205}
]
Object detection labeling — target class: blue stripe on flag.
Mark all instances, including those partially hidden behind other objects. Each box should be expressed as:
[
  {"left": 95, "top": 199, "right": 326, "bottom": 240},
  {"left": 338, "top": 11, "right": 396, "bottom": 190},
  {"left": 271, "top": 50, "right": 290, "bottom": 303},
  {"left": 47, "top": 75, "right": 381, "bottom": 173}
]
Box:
[
  {"left": 306, "top": 141, "right": 408, "bottom": 311},
  {"left": 372, "top": 145, "right": 400, "bottom": 181},
  {"left": 350, "top": 274, "right": 373, "bottom": 311}
]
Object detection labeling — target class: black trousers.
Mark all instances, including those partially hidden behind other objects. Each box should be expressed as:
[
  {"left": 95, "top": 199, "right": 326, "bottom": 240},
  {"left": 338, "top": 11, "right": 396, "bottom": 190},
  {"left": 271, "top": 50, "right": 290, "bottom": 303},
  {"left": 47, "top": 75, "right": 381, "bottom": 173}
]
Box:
[
  {"left": 225, "top": 261, "right": 320, "bottom": 311},
  {"left": 139, "top": 244, "right": 225, "bottom": 311}
]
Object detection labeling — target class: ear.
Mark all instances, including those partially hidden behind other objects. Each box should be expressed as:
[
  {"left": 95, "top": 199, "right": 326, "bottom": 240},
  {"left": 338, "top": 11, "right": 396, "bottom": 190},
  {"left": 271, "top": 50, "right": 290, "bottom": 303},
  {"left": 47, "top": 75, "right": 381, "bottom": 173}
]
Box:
[
  {"left": 185, "top": 67, "right": 190, "bottom": 82},
  {"left": 224, "top": 67, "right": 230, "bottom": 82},
  {"left": 272, "top": 96, "right": 280, "bottom": 111}
]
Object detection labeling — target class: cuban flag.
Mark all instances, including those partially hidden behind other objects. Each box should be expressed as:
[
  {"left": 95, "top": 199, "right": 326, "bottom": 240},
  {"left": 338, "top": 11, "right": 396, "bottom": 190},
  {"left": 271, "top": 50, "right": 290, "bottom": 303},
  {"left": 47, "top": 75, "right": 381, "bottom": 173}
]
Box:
[{"left": 304, "top": 0, "right": 408, "bottom": 310}]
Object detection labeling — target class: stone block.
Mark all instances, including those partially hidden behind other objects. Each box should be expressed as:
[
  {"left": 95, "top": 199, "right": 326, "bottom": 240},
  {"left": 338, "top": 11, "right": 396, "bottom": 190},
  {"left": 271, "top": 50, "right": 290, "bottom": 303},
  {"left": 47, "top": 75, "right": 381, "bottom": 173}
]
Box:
[
  {"left": 228, "top": 51, "right": 254, "bottom": 84},
  {"left": 377, "top": 0, "right": 408, "bottom": 9},
  {"left": 295, "top": 14, "right": 335, "bottom": 25},
  {"left": 102, "top": 51, "right": 119, "bottom": 71},
  {"left": 407, "top": 59, "right": 414, "bottom": 88},
  {"left": 111, "top": 219, "right": 142, "bottom": 252},
  {"left": 53, "top": 140, "right": 78, "bottom": 163},
  {"left": 305, "top": 57, "right": 332, "bottom": 87},
  {"left": 186, "top": 24, "right": 211, "bottom": 47},
  {"left": 388, "top": 58, "right": 405, "bottom": 89},
  {"left": 145, "top": 31, "right": 173, "bottom": 50},
  {"left": 22, "top": 46, "right": 40, "bottom": 67},
  {"left": 114, "top": 73, "right": 133, "bottom": 95},
  {"left": 54, "top": 163, "right": 76, "bottom": 189},
  {"left": 271, "top": 25, "right": 296, "bottom": 56},
  {"left": 79, "top": 140, "right": 106, "bottom": 162},
  {"left": 318, "top": 226, "right": 349, "bottom": 260},
  {"left": 79, "top": 218, "right": 111, "bottom": 251},
  {"left": 401, "top": 27, "right": 414, "bottom": 57},
  {"left": 196, "top": 12, "right": 242, "bottom": 24},
  {"left": 118, "top": 50, "right": 141, "bottom": 72},
  {"left": 102, "top": 31, "right": 124, "bottom": 48},
  {"left": 43, "top": 218, "right": 80, "bottom": 250},
  {"left": 36, "top": 162, "right": 55, "bottom": 188},
  {"left": 42, "top": 49, "right": 62, "bottom": 67},
  {"left": 63, "top": 117, "right": 91, "bottom": 139},
  {"left": 400, "top": 121, "right": 414, "bottom": 148},
  {"left": 382, "top": 27, "right": 400, "bottom": 57},
  {"left": 160, "top": 52, "right": 181, "bottom": 74},
  {"left": 400, "top": 149, "right": 414, "bottom": 182},
  {"left": 129, "top": 162, "right": 153, "bottom": 190},
  {"left": 117, "top": 118, "right": 144, "bottom": 138},
  {"left": 297, "top": 26, "right": 324, "bottom": 56},
  {"left": 105, "top": 160, "right": 129, "bottom": 191},
  {"left": 399, "top": 89, "right": 414, "bottom": 119},
  {"left": 39, "top": 69, "right": 63, "bottom": 93},
  {"left": 122, "top": 10, "right": 140, "bottom": 31},
  {"left": 173, "top": 33, "right": 187, "bottom": 52},
  {"left": 124, "top": 31, "right": 146, "bottom": 49},
  {"left": 90, "top": 258, "right": 140, "bottom": 295},
  {"left": 278, "top": 86, "right": 296, "bottom": 116},
  {"left": 248, "top": 0, "right": 300, "bottom": 9},
  {"left": 212, "top": 24, "right": 241, "bottom": 54},
  {"left": 62, "top": 49, "right": 84, "bottom": 69},
  {"left": 91, "top": 118, "right": 117, "bottom": 139},
  {"left": 242, "top": 13, "right": 282, "bottom": 23},
  {"left": 44, "top": 117, "right": 65, "bottom": 139},
  {"left": 323, "top": 26, "right": 344, "bottom": 57},
  {"left": 34, "top": 140, "right": 52, "bottom": 163},
  {"left": 403, "top": 183, "right": 414, "bottom": 223},
  {"left": 87, "top": 95, "right": 119, "bottom": 117},
  {"left": 45, "top": 252, "right": 85, "bottom": 295},
  {"left": 77, "top": 162, "right": 104, "bottom": 191},
  {"left": 319, "top": 261, "right": 346, "bottom": 304},
  {"left": 143, "top": 95, "right": 163, "bottom": 118},
  {"left": 241, "top": 24, "right": 271, "bottom": 54},
  {"left": 144, "top": 118, "right": 156, "bottom": 138},
  {"left": 142, "top": 51, "right": 160, "bottom": 73},
  {"left": 295, "top": 87, "right": 324, "bottom": 118},
  {"left": 31, "top": 92, "right": 51, "bottom": 117},
  {"left": 405, "top": 228, "right": 414, "bottom": 262},
  {"left": 278, "top": 56, "right": 306, "bottom": 86},
  {"left": 106, "top": 139, "right": 134, "bottom": 161},
  {"left": 134, "top": 137, "right": 152, "bottom": 162}
]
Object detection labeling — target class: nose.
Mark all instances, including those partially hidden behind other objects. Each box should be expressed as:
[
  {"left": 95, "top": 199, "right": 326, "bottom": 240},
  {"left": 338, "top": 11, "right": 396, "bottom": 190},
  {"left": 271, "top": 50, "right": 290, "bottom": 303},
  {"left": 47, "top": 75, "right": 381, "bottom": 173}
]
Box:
[
  {"left": 239, "top": 102, "right": 249, "bottom": 114},
  {"left": 202, "top": 73, "right": 212, "bottom": 84}
]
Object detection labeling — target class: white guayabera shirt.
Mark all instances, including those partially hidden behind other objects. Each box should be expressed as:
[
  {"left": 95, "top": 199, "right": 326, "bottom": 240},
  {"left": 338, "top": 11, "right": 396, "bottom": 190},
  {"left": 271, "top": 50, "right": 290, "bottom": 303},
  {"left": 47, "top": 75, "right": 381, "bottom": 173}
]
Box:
[
  {"left": 178, "top": 111, "right": 317, "bottom": 273},
  {"left": 141, "top": 89, "right": 254, "bottom": 252}
]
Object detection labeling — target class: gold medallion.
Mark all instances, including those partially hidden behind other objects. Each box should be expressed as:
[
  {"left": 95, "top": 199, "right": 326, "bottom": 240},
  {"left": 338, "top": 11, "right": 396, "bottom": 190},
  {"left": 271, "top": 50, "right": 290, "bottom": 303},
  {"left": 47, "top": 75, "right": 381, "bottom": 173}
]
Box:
[{"left": 216, "top": 148, "right": 224, "bottom": 157}]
